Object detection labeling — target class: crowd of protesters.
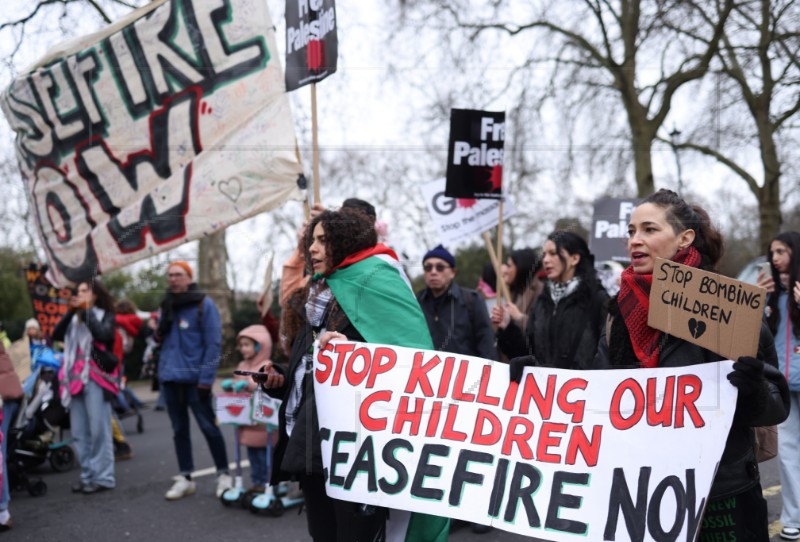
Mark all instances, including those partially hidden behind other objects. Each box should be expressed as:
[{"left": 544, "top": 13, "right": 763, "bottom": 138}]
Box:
[{"left": 0, "top": 188, "right": 798, "bottom": 541}]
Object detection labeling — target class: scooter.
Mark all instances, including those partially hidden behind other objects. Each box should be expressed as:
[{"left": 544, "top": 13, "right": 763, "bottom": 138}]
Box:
[
  {"left": 220, "top": 426, "right": 248, "bottom": 506},
  {"left": 249, "top": 428, "right": 304, "bottom": 516}
]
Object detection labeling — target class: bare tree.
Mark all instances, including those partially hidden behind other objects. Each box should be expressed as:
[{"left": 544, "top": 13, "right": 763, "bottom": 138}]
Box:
[
  {"left": 667, "top": 0, "right": 800, "bottom": 253},
  {"left": 394, "top": 0, "right": 734, "bottom": 198}
]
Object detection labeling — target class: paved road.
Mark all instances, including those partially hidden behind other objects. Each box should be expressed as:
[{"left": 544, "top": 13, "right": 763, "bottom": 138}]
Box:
[{"left": 4, "top": 381, "right": 788, "bottom": 541}]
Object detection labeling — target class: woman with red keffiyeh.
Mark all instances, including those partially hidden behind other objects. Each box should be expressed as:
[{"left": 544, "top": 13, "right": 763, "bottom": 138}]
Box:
[{"left": 590, "top": 189, "right": 789, "bottom": 541}]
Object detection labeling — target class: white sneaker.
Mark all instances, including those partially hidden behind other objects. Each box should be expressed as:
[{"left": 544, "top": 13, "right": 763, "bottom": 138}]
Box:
[
  {"left": 215, "top": 473, "right": 233, "bottom": 498},
  {"left": 782, "top": 527, "right": 800, "bottom": 540},
  {"left": 165, "top": 477, "right": 196, "bottom": 500}
]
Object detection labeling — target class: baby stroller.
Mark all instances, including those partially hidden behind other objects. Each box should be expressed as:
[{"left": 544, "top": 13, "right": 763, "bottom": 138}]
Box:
[
  {"left": 111, "top": 376, "right": 144, "bottom": 434},
  {"left": 8, "top": 350, "right": 76, "bottom": 496}
]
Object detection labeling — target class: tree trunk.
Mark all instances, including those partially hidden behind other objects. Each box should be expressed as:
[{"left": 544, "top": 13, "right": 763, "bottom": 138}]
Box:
[
  {"left": 197, "top": 230, "right": 234, "bottom": 352},
  {"left": 631, "top": 125, "right": 656, "bottom": 197},
  {"left": 755, "top": 110, "right": 782, "bottom": 255}
]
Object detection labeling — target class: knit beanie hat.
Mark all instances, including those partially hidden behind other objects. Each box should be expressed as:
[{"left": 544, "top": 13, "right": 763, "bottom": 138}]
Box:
[
  {"left": 423, "top": 245, "right": 456, "bottom": 268},
  {"left": 169, "top": 261, "right": 193, "bottom": 279}
]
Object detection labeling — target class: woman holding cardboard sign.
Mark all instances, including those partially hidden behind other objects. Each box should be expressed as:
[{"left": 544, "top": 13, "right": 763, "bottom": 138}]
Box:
[
  {"left": 759, "top": 231, "right": 800, "bottom": 540},
  {"left": 589, "top": 189, "right": 788, "bottom": 541},
  {"left": 253, "top": 207, "right": 448, "bottom": 542}
]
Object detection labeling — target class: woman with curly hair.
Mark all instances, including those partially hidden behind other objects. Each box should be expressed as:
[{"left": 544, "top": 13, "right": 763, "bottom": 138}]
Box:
[{"left": 254, "top": 207, "right": 448, "bottom": 542}]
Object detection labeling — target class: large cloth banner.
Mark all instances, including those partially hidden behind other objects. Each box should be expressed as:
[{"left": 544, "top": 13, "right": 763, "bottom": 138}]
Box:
[
  {"left": 314, "top": 341, "right": 737, "bottom": 541},
  {"left": 421, "top": 178, "right": 516, "bottom": 245},
  {"left": 1, "top": 0, "right": 304, "bottom": 286}
]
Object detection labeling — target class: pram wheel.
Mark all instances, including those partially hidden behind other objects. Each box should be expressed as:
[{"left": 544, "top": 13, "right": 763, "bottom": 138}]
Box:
[
  {"left": 268, "top": 498, "right": 285, "bottom": 517},
  {"left": 50, "top": 446, "right": 76, "bottom": 472},
  {"left": 28, "top": 479, "right": 47, "bottom": 497}
]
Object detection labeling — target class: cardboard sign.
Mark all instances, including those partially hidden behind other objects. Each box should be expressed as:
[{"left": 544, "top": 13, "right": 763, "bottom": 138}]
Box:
[
  {"left": 215, "top": 393, "right": 253, "bottom": 425},
  {"left": 314, "top": 340, "right": 737, "bottom": 540},
  {"left": 0, "top": 0, "right": 303, "bottom": 287},
  {"left": 25, "top": 263, "right": 74, "bottom": 341},
  {"left": 252, "top": 388, "right": 281, "bottom": 428},
  {"left": 420, "top": 178, "right": 516, "bottom": 245},
  {"left": 589, "top": 198, "right": 638, "bottom": 263},
  {"left": 285, "top": 0, "right": 337, "bottom": 90},
  {"left": 445, "top": 109, "right": 505, "bottom": 199},
  {"left": 649, "top": 258, "right": 766, "bottom": 359}
]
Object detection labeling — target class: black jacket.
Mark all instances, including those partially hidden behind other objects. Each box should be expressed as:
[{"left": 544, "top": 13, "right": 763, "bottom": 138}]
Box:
[
  {"left": 497, "top": 280, "right": 608, "bottom": 369},
  {"left": 416, "top": 282, "right": 496, "bottom": 360},
  {"left": 593, "top": 297, "right": 790, "bottom": 500},
  {"left": 264, "top": 302, "right": 364, "bottom": 484},
  {"left": 52, "top": 308, "right": 117, "bottom": 350}
]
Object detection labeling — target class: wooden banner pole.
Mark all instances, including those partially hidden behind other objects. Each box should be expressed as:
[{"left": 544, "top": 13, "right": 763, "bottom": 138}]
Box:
[
  {"left": 483, "top": 231, "right": 511, "bottom": 301},
  {"left": 311, "top": 82, "right": 321, "bottom": 205},
  {"left": 495, "top": 198, "right": 505, "bottom": 304}
]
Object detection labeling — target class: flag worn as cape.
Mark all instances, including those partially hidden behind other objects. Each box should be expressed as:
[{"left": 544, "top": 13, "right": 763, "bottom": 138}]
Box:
[{"left": 325, "top": 244, "right": 449, "bottom": 542}]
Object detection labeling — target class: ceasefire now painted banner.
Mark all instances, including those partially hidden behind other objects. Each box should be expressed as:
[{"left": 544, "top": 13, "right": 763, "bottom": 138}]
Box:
[
  {"left": 0, "top": 0, "right": 304, "bottom": 286},
  {"left": 314, "top": 341, "right": 737, "bottom": 541}
]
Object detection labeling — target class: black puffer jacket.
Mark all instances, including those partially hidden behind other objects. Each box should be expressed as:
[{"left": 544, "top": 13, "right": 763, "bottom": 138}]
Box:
[
  {"left": 497, "top": 280, "right": 608, "bottom": 369},
  {"left": 593, "top": 297, "right": 790, "bottom": 499},
  {"left": 264, "top": 301, "right": 363, "bottom": 484}
]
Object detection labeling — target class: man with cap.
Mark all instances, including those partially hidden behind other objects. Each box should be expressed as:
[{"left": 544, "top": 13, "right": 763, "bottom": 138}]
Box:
[
  {"left": 416, "top": 245, "right": 496, "bottom": 362},
  {"left": 416, "top": 245, "right": 496, "bottom": 534},
  {"left": 156, "top": 261, "right": 231, "bottom": 500}
]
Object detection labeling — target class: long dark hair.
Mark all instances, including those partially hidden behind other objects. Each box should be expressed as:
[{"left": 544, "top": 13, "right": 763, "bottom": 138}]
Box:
[
  {"left": 766, "top": 231, "right": 800, "bottom": 339},
  {"left": 507, "top": 248, "right": 541, "bottom": 298},
  {"left": 639, "top": 189, "right": 724, "bottom": 272},
  {"left": 80, "top": 279, "right": 115, "bottom": 313},
  {"left": 547, "top": 231, "right": 598, "bottom": 286}
]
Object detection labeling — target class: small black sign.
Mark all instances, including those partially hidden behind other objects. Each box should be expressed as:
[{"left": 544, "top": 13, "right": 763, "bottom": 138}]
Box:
[
  {"left": 445, "top": 109, "right": 505, "bottom": 200},
  {"left": 285, "top": 0, "right": 338, "bottom": 91}
]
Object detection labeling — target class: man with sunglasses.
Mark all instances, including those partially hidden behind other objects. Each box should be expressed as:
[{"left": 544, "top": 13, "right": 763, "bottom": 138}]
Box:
[{"left": 416, "top": 245, "right": 496, "bottom": 534}]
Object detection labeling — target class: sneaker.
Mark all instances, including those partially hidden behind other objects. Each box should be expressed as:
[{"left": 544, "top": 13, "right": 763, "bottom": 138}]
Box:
[
  {"left": 165, "top": 477, "right": 196, "bottom": 500},
  {"left": 782, "top": 527, "right": 800, "bottom": 540},
  {"left": 0, "top": 517, "right": 11, "bottom": 532},
  {"left": 215, "top": 473, "right": 233, "bottom": 498}
]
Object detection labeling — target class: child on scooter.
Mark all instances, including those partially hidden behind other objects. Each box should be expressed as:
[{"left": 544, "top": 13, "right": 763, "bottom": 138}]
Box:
[{"left": 222, "top": 325, "right": 272, "bottom": 494}]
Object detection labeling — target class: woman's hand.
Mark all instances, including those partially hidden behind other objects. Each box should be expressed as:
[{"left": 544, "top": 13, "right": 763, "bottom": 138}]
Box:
[
  {"left": 756, "top": 270, "right": 775, "bottom": 293},
  {"left": 505, "top": 302, "right": 523, "bottom": 323},
  {"left": 491, "top": 304, "right": 512, "bottom": 330},
  {"left": 250, "top": 362, "right": 284, "bottom": 389},
  {"left": 319, "top": 330, "right": 347, "bottom": 349}
]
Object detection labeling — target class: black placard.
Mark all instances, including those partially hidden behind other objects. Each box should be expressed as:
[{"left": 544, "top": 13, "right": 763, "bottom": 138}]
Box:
[
  {"left": 285, "top": 0, "right": 338, "bottom": 91},
  {"left": 24, "top": 263, "right": 74, "bottom": 340},
  {"left": 445, "top": 109, "right": 505, "bottom": 199}
]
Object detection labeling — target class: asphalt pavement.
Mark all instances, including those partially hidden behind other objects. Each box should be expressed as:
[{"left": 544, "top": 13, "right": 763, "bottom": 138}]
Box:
[{"left": 3, "top": 379, "right": 788, "bottom": 541}]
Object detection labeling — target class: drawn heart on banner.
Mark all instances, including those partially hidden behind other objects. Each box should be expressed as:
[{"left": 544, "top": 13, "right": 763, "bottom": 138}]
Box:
[
  {"left": 261, "top": 406, "right": 274, "bottom": 417},
  {"left": 225, "top": 404, "right": 245, "bottom": 417},
  {"left": 219, "top": 178, "right": 242, "bottom": 202},
  {"left": 688, "top": 318, "right": 707, "bottom": 339}
]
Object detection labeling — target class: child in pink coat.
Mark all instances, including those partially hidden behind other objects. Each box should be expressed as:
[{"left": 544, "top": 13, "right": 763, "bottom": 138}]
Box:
[{"left": 229, "top": 325, "right": 272, "bottom": 492}]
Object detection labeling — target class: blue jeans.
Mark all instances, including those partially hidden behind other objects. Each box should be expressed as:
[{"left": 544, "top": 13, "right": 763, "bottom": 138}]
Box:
[
  {"left": 780, "top": 391, "right": 800, "bottom": 528},
  {"left": 1, "top": 401, "right": 20, "bottom": 511},
  {"left": 162, "top": 382, "right": 229, "bottom": 475},
  {"left": 70, "top": 380, "right": 115, "bottom": 488},
  {"left": 247, "top": 446, "right": 268, "bottom": 487}
]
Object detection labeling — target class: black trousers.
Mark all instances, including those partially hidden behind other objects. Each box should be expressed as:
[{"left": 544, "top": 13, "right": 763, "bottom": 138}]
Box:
[{"left": 300, "top": 474, "right": 385, "bottom": 542}]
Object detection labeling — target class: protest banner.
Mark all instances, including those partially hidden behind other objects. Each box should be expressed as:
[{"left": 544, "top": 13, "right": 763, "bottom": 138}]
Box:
[
  {"left": 215, "top": 393, "right": 253, "bottom": 425},
  {"left": 421, "top": 178, "right": 516, "bottom": 246},
  {"left": 284, "top": 0, "right": 338, "bottom": 91},
  {"left": 1, "top": 0, "right": 304, "bottom": 287},
  {"left": 445, "top": 109, "right": 505, "bottom": 200},
  {"left": 649, "top": 258, "right": 766, "bottom": 360},
  {"left": 314, "top": 340, "right": 737, "bottom": 540},
  {"left": 252, "top": 389, "right": 281, "bottom": 428},
  {"left": 24, "top": 263, "right": 74, "bottom": 340},
  {"left": 590, "top": 197, "right": 638, "bottom": 263}
]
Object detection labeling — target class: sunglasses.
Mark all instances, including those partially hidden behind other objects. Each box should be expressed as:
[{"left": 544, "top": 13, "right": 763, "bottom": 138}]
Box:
[{"left": 423, "top": 263, "right": 451, "bottom": 273}]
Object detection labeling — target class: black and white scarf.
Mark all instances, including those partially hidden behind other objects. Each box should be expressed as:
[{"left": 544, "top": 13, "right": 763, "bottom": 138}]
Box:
[{"left": 549, "top": 277, "right": 580, "bottom": 306}]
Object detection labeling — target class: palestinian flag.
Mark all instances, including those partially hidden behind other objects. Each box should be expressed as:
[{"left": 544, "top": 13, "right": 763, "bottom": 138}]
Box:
[{"left": 326, "top": 244, "right": 450, "bottom": 542}]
